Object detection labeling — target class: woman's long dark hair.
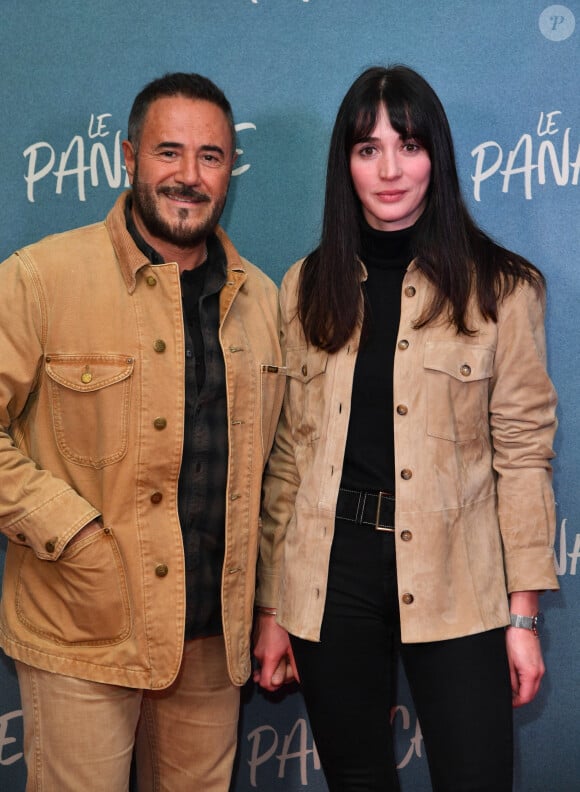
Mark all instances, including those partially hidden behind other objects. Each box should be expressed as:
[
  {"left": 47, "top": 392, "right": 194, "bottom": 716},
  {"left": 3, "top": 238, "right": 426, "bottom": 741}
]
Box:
[{"left": 299, "top": 65, "right": 544, "bottom": 352}]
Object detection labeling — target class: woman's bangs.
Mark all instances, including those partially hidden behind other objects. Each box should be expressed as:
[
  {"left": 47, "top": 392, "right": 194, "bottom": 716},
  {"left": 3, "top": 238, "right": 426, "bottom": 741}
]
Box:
[
  {"left": 350, "top": 103, "right": 379, "bottom": 146},
  {"left": 386, "top": 98, "right": 428, "bottom": 145}
]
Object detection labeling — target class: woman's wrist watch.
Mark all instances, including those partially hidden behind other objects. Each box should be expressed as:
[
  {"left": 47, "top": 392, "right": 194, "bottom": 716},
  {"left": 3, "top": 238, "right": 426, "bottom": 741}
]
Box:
[{"left": 509, "top": 612, "right": 544, "bottom": 637}]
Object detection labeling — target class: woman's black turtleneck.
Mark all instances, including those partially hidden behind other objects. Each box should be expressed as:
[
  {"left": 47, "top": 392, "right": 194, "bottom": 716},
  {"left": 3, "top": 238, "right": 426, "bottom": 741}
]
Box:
[{"left": 340, "top": 219, "right": 415, "bottom": 494}]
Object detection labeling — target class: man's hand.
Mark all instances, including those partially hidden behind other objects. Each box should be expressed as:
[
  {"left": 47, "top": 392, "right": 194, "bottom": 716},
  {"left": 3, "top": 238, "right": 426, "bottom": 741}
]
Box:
[
  {"left": 65, "top": 519, "right": 102, "bottom": 549},
  {"left": 253, "top": 613, "right": 300, "bottom": 691}
]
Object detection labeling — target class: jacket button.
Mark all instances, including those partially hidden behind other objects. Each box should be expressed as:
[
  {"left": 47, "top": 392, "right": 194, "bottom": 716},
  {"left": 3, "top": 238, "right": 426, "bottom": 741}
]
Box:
[
  {"left": 16, "top": 533, "right": 27, "bottom": 543},
  {"left": 153, "top": 339, "right": 167, "bottom": 353},
  {"left": 155, "top": 564, "right": 169, "bottom": 578},
  {"left": 398, "top": 339, "right": 409, "bottom": 350},
  {"left": 402, "top": 593, "right": 414, "bottom": 605},
  {"left": 45, "top": 539, "right": 57, "bottom": 553},
  {"left": 396, "top": 404, "right": 408, "bottom": 416},
  {"left": 400, "top": 468, "right": 413, "bottom": 480},
  {"left": 301, "top": 364, "right": 308, "bottom": 376},
  {"left": 401, "top": 530, "right": 413, "bottom": 541},
  {"left": 153, "top": 417, "right": 167, "bottom": 430},
  {"left": 146, "top": 275, "right": 157, "bottom": 287},
  {"left": 81, "top": 371, "right": 93, "bottom": 384},
  {"left": 150, "top": 492, "right": 163, "bottom": 504},
  {"left": 404, "top": 286, "right": 416, "bottom": 297},
  {"left": 460, "top": 364, "right": 472, "bottom": 377}
]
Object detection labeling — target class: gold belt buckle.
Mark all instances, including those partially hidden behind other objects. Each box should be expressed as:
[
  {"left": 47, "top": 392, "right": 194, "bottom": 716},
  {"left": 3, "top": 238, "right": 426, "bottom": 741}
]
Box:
[{"left": 375, "top": 491, "right": 395, "bottom": 532}]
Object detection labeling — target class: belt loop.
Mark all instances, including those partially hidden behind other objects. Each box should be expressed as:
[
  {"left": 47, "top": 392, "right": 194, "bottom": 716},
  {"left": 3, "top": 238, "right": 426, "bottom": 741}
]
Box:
[
  {"left": 355, "top": 491, "right": 363, "bottom": 525},
  {"left": 375, "top": 492, "right": 383, "bottom": 530}
]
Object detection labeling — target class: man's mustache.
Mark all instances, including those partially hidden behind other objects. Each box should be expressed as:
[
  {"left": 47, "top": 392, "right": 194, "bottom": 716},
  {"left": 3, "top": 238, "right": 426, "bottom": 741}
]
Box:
[{"left": 158, "top": 186, "right": 211, "bottom": 202}]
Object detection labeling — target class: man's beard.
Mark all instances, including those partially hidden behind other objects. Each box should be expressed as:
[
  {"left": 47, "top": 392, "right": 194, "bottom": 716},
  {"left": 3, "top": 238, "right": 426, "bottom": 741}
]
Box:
[{"left": 132, "top": 168, "right": 227, "bottom": 249}]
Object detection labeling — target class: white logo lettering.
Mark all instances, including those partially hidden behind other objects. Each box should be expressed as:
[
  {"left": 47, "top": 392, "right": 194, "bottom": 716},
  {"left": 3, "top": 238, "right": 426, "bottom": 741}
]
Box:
[
  {"left": 391, "top": 705, "right": 424, "bottom": 769},
  {"left": 554, "top": 517, "right": 580, "bottom": 576},
  {"left": 247, "top": 718, "right": 320, "bottom": 787},
  {"left": 0, "top": 710, "right": 23, "bottom": 767},
  {"left": 23, "top": 115, "right": 255, "bottom": 203},
  {"left": 471, "top": 111, "right": 580, "bottom": 201}
]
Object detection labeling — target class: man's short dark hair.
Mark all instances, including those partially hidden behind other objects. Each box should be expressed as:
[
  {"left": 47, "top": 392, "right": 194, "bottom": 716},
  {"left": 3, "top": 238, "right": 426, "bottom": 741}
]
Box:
[{"left": 127, "top": 72, "right": 235, "bottom": 153}]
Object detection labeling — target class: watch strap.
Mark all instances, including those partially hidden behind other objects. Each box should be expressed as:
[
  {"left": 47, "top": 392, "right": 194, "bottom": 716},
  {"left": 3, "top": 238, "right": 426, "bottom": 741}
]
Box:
[{"left": 509, "top": 612, "right": 543, "bottom": 635}]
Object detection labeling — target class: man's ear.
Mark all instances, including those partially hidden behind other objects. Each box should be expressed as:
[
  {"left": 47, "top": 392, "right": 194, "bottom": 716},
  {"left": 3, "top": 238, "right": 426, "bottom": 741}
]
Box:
[{"left": 122, "top": 139, "right": 136, "bottom": 184}]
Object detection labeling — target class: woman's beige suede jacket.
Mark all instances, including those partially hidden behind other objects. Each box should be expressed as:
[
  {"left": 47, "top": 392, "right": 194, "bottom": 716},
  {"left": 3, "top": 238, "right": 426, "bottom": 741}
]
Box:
[{"left": 257, "top": 258, "right": 559, "bottom": 643}]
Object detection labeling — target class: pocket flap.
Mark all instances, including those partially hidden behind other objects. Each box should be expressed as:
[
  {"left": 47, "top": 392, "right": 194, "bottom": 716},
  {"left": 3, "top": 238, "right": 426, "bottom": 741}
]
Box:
[
  {"left": 285, "top": 349, "right": 328, "bottom": 383},
  {"left": 424, "top": 342, "right": 493, "bottom": 382},
  {"left": 45, "top": 354, "right": 134, "bottom": 392}
]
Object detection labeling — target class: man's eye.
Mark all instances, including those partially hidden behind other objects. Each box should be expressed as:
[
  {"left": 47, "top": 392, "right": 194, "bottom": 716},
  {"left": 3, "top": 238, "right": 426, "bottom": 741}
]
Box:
[{"left": 202, "top": 154, "right": 224, "bottom": 167}]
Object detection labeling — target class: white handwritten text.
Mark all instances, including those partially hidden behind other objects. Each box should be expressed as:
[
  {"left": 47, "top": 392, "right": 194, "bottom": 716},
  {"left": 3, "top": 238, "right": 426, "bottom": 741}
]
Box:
[
  {"left": 471, "top": 111, "right": 580, "bottom": 200},
  {"left": 23, "top": 115, "right": 256, "bottom": 203}
]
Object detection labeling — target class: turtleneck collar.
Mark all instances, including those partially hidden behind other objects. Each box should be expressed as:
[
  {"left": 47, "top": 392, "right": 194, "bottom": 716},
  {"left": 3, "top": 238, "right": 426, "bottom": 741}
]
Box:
[{"left": 359, "top": 215, "right": 417, "bottom": 270}]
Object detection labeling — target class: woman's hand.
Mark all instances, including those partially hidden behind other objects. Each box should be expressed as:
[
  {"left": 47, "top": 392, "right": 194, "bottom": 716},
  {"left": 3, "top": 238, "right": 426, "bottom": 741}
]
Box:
[
  {"left": 253, "top": 613, "right": 300, "bottom": 691},
  {"left": 506, "top": 590, "right": 545, "bottom": 707}
]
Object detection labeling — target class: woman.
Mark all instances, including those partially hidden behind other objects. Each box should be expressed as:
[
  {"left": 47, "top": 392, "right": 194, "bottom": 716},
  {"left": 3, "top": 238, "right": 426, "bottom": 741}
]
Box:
[{"left": 253, "top": 65, "right": 558, "bottom": 792}]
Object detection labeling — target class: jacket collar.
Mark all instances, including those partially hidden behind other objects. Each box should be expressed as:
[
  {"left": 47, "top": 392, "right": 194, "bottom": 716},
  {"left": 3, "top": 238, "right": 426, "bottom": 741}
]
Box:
[
  {"left": 105, "top": 191, "right": 246, "bottom": 294},
  {"left": 358, "top": 257, "right": 418, "bottom": 283}
]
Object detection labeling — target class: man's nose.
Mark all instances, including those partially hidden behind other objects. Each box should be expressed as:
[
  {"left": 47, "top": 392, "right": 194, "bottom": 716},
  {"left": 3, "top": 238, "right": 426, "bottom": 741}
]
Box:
[{"left": 176, "top": 153, "right": 201, "bottom": 185}]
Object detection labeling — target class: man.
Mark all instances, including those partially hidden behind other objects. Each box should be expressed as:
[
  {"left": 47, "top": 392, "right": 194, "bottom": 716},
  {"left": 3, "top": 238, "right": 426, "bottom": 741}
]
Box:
[{"left": 0, "top": 73, "right": 285, "bottom": 791}]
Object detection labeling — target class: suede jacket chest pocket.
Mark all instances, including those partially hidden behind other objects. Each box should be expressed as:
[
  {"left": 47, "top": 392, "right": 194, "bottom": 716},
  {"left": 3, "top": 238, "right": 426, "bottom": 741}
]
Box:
[
  {"left": 45, "top": 353, "right": 134, "bottom": 467},
  {"left": 285, "top": 347, "right": 328, "bottom": 445},
  {"left": 424, "top": 341, "right": 494, "bottom": 442}
]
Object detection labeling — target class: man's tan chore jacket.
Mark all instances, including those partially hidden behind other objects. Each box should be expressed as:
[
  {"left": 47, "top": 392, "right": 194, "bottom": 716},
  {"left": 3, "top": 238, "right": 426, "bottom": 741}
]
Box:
[
  {"left": 257, "top": 259, "right": 559, "bottom": 644},
  {"left": 0, "top": 192, "right": 285, "bottom": 688}
]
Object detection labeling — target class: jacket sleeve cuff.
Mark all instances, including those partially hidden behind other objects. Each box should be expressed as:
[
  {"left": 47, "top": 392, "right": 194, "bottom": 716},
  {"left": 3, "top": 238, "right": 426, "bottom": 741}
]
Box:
[
  {"left": 7, "top": 486, "right": 100, "bottom": 560},
  {"left": 255, "top": 566, "right": 281, "bottom": 610},
  {"left": 504, "top": 546, "right": 560, "bottom": 593}
]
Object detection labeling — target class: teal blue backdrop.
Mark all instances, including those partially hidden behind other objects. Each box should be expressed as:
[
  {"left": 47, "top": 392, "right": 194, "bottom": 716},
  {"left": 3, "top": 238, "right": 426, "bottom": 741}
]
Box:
[{"left": 1, "top": 1, "right": 579, "bottom": 790}]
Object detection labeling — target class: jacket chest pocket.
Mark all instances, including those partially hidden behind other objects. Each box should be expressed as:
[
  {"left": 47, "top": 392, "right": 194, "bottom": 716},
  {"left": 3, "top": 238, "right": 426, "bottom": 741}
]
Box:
[
  {"left": 45, "top": 354, "right": 134, "bottom": 467},
  {"left": 424, "top": 342, "right": 494, "bottom": 442},
  {"left": 285, "top": 348, "right": 328, "bottom": 445}
]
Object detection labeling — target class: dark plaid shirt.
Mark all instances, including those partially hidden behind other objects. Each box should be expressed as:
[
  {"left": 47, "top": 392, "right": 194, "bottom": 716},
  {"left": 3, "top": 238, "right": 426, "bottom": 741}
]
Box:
[{"left": 125, "top": 199, "right": 228, "bottom": 639}]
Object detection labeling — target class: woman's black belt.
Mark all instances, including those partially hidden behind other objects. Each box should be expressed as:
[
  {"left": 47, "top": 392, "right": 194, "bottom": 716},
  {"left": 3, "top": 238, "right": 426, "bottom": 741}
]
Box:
[{"left": 336, "top": 487, "right": 395, "bottom": 532}]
